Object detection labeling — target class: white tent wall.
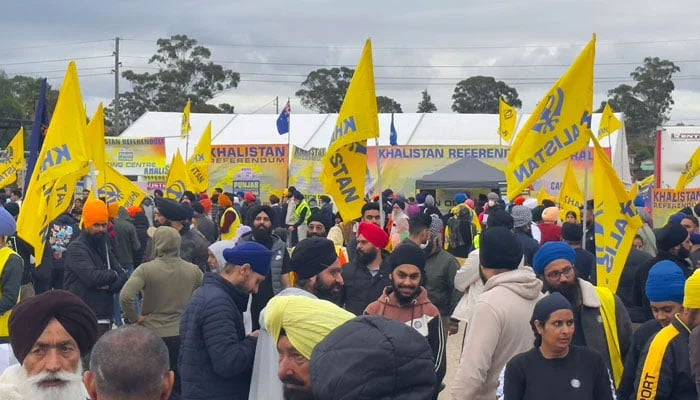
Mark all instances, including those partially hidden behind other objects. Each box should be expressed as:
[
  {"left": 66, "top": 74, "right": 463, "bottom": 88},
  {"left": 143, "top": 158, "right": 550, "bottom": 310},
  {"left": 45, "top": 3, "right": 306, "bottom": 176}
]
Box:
[{"left": 118, "top": 111, "right": 631, "bottom": 194}]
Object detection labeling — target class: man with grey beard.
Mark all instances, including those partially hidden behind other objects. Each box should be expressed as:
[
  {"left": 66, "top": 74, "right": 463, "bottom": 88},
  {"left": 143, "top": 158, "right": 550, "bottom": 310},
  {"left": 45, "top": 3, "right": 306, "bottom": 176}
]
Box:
[{"left": 0, "top": 290, "right": 98, "bottom": 399}]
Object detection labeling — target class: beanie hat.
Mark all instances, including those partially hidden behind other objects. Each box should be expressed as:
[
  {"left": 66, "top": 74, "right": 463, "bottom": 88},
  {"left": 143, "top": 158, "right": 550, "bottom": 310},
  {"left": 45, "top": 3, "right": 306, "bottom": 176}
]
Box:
[
  {"left": 429, "top": 214, "right": 443, "bottom": 239},
  {"left": 646, "top": 261, "right": 685, "bottom": 304},
  {"left": 0, "top": 207, "right": 16, "bottom": 236},
  {"left": 511, "top": 205, "right": 532, "bottom": 228},
  {"left": 107, "top": 202, "right": 120, "bottom": 219},
  {"left": 82, "top": 199, "right": 109, "bottom": 229},
  {"left": 683, "top": 270, "right": 700, "bottom": 309},
  {"left": 561, "top": 222, "right": 583, "bottom": 242},
  {"left": 454, "top": 193, "right": 467, "bottom": 205},
  {"left": 357, "top": 222, "right": 389, "bottom": 249},
  {"left": 669, "top": 213, "right": 687, "bottom": 225},
  {"left": 532, "top": 292, "right": 573, "bottom": 325},
  {"left": 291, "top": 237, "right": 338, "bottom": 279},
  {"left": 542, "top": 206, "right": 560, "bottom": 223},
  {"left": 523, "top": 198, "right": 538, "bottom": 210},
  {"left": 479, "top": 227, "right": 523, "bottom": 270},
  {"left": 656, "top": 223, "right": 689, "bottom": 251},
  {"left": 390, "top": 243, "right": 426, "bottom": 273},
  {"left": 532, "top": 242, "right": 576, "bottom": 275},
  {"left": 223, "top": 241, "right": 273, "bottom": 276}
]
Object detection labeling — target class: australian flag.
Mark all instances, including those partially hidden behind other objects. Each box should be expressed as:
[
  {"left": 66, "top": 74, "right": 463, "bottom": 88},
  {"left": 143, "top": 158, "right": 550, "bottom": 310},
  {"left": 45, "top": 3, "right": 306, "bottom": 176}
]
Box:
[
  {"left": 276, "top": 100, "right": 290, "bottom": 135},
  {"left": 24, "top": 78, "right": 49, "bottom": 191},
  {"left": 389, "top": 113, "right": 398, "bottom": 146}
]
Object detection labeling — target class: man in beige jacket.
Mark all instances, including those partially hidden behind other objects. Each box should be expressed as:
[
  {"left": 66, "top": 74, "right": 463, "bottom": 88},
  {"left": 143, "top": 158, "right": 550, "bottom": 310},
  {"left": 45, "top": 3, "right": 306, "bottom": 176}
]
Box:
[
  {"left": 450, "top": 227, "right": 543, "bottom": 400},
  {"left": 120, "top": 225, "right": 203, "bottom": 399}
]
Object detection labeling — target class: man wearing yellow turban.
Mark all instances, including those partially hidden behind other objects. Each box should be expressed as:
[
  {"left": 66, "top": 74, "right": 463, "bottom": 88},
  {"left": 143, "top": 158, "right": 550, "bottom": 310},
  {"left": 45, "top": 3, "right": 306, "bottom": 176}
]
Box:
[{"left": 264, "top": 296, "right": 353, "bottom": 400}]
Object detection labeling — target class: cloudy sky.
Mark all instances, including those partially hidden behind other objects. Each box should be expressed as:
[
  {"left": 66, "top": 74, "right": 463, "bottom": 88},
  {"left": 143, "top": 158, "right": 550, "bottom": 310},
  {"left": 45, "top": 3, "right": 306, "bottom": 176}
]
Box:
[{"left": 2, "top": 0, "right": 700, "bottom": 124}]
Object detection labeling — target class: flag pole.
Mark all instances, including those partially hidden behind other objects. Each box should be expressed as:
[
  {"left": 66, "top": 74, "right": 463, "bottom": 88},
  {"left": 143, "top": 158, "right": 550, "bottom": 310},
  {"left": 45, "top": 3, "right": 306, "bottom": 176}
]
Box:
[
  {"left": 286, "top": 97, "right": 291, "bottom": 188},
  {"left": 375, "top": 137, "right": 384, "bottom": 228},
  {"left": 582, "top": 141, "right": 590, "bottom": 246},
  {"left": 89, "top": 161, "right": 99, "bottom": 200}
]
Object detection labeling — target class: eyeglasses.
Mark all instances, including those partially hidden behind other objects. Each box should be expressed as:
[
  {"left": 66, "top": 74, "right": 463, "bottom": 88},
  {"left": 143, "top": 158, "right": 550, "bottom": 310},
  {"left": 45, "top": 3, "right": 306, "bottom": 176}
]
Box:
[{"left": 546, "top": 265, "right": 574, "bottom": 280}]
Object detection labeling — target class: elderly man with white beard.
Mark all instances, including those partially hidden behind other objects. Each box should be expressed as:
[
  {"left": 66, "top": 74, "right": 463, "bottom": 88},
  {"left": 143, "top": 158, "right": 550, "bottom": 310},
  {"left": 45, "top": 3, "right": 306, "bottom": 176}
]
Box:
[{"left": 0, "top": 290, "right": 98, "bottom": 400}]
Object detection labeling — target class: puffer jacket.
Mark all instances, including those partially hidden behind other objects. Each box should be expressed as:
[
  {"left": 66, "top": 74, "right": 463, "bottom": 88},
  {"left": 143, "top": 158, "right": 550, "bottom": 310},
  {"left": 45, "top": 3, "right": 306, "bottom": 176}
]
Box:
[
  {"left": 311, "top": 315, "right": 437, "bottom": 400},
  {"left": 180, "top": 225, "right": 210, "bottom": 273},
  {"left": 179, "top": 273, "right": 256, "bottom": 400},
  {"left": 451, "top": 267, "right": 543, "bottom": 400},
  {"left": 341, "top": 255, "right": 392, "bottom": 316},
  {"left": 64, "top": 233, "right": 126, "bottom": 319}
]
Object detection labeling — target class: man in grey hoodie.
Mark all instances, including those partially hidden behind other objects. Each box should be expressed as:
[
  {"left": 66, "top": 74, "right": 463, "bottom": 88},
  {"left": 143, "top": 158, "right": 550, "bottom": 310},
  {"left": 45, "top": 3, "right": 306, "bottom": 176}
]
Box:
[{"left": 450, "top": 227, "right": 543, "bottom": 400}]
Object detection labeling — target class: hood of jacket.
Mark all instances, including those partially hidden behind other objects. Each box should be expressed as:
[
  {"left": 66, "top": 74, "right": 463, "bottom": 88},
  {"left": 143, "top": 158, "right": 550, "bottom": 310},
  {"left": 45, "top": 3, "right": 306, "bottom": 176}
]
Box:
[
  {"left": 153, "top": 226, "right": 181, "bottom": 258},
  {"left": 117, "top": 207, "right": 131, "bottom": 221},
  {"left": 208, "top": 240, "right": 237, "bottom": 270},
  {"left": 483, "top": 266, "right": 542, "bottom": 301},
  {"left": 311, "top": 315, "right": 436, "bottom": 400}
]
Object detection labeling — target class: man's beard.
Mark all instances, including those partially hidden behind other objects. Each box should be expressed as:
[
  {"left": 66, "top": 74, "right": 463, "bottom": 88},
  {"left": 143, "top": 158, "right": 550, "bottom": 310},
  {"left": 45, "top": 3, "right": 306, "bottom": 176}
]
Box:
[
  {"left": 356, "top": 247, "right": 378, "bottom": 266},
  {"left": 282, "top": 382, "right": 314, "bottom": 400},
  {"left": 86, "top": 232, "right": 106, "bottom": 248},
  {"left": 24, "top": 363, "right": 85, "bottom": 400},
  {"left": 479, "top": 266, "right": 488, "bottom": 284},
  {"left": 312, "top": 277, "right": 341, "bottom": 304},
  {"left": 307, "top": 231, "right": 326, "bottom": 238},
  {"left": 678, "top": 246, "right": 691, "bottom": 260},
  {"left": 253, "top": 225, "right": 273, "bottom": 245},
  {"left": 545, "top": 278, "right": 581, "bottom": 305},
  {"left": 391, "top": 280, "right": 420, "bottom": 305}
]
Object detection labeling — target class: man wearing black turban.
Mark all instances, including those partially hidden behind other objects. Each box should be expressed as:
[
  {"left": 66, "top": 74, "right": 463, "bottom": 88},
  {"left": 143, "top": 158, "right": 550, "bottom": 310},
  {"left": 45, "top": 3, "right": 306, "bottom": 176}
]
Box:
[{"left": 0, "top": 290, "right": 97, "bottom": 399}]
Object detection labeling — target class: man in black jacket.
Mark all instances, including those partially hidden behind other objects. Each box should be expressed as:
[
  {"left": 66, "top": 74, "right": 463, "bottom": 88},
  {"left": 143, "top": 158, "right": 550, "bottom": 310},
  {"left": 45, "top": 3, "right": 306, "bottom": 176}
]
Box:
[
  {"left": 64, "top": 198, "right": 128, "bottom": 338},
  {"left": 150, "top": 197, "right": 210, "bottom": 273},
  {"left": 341, "top": 222, "right": 391, "bottom": 315}
]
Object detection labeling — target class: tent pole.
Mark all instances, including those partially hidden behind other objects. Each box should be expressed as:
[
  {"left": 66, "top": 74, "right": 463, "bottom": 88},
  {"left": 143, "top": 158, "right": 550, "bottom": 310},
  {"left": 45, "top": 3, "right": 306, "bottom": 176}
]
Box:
[{"left": 375, "top": 138, "right": 384, "bottom": 229}]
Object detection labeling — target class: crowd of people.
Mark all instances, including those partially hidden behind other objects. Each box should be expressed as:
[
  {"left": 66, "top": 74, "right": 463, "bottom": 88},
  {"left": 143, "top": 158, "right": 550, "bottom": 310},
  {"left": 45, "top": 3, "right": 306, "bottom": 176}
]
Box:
[{"left": 0, "top": 185, "right": 698, "bottom": 399}]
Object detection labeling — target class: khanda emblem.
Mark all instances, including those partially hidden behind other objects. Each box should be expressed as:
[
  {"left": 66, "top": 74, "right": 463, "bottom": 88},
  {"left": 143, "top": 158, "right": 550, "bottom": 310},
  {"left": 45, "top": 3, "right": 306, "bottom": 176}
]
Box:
[
  {"left": 681, "top": 159, "right": 692, "bottom": 175},
  {"left": 166, "top": 180, "right": 186, "bottom": 199},
  {"left": 0, "top": 147, "right": 13, "bottom": 164},
  {"left": 533, "top": 88, "right": 564, "bottom": 134},
  {"left": 99, "top": 183, "right": 123, "bottom": 204}
]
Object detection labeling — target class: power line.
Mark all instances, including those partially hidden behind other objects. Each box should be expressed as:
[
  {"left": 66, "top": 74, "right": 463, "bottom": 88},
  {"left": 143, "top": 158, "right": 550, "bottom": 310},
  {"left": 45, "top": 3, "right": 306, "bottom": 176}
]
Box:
[
  {"left": 0, "top": 55, "right": 113, "bottom": 67},
  {"left": 0, "top": 39, "right": 112, "bottom": 52},
  {"left": 5, "top": 66, "right": 113, "bottom": 75}
]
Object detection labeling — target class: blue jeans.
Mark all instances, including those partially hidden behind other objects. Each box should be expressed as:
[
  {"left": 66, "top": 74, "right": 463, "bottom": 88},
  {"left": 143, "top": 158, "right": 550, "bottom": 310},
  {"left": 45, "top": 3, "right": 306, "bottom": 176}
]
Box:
[{"left": 113, "top": 264, "right": 135, "bottom": 327}]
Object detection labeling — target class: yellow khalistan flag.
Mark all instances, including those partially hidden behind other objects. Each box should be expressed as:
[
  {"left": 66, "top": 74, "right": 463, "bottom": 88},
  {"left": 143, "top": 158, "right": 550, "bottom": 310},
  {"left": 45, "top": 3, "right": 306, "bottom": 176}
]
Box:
[
  {"left": 598, "top": 102, "right": 622, "bottom": 140},
  {"left": 18, "top": 61, "right": 89, "bottom": 265},
  {"left": 498, "top": 97, "right": 517, "bottom": 143},
  {"left": 165, "top": 150, "right": 190, "bottom": 200},
  {"left": 321, "top": 39, "right": 379, "bottom": 221},
  {"left": 675, "top": 146, "right": 700, "bottom": 191},
  {"left": 181, "top": 99, "right": 191, "bottom": 138},
  {"left": 536, "top": 185, "right": 550, "bottom": 205},
  {"left": 0, "top": 128, "right": 25, "bottom": 187},
  {"left": 506, "top": 35, "right": 596, "bottom": 200},
  {"left": 558, "top": 160, "right": 585, "bottom": 212},
  {"left": 87, "top": 104, "right": 106, "bottom": 180},
  {"left": 97, "top": 164, "right": 147, "bottom": 208},
  {"left": 592, "top": 133, "right": 642, "bottom": 292},
  {"left": 187, "top": 122, "right": 211, "bottom": 193}
]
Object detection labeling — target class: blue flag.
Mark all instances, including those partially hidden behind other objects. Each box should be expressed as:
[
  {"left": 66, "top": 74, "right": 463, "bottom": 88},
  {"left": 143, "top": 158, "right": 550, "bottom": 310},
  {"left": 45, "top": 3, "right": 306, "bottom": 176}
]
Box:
[
  {"left": 25, "top": 78, "right": 49, "bottom": 191},
  {"left": 389, "top": 113, "right": 398, "bottom": 146},
  {"left": 276, "top": 100, "right": 290, "bottom": 135}
]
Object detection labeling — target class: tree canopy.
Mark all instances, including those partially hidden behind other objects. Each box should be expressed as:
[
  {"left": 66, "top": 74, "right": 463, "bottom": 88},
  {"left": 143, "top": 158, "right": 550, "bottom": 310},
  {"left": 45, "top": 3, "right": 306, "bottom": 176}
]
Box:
[
  {"left": 0, "top": 72, "right": 58, "bottom": 147},
  {"left": 451, "top": 76, "right": 521, "bottom": 113},
  {"left": 417, "top": 89, "right": 437, "bottom": 113},
  {"left": 377, "top": 96, "right": 402, "bottom": 113},
  {"left": 107, "top": 34, "right": 239, "bottom": 133}
]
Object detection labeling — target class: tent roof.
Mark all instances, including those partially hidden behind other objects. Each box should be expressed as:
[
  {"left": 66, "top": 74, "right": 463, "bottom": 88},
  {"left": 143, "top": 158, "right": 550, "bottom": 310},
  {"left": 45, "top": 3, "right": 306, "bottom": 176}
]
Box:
[{"left": 415, "top": 157, "right": 506, "bottom": 189}]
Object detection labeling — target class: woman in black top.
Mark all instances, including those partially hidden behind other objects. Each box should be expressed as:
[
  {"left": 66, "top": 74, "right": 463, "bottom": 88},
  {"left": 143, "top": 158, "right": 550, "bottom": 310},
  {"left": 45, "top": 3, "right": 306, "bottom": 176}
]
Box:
[{"left": 503, "top": 293, "right": 615, "bottom": 400}]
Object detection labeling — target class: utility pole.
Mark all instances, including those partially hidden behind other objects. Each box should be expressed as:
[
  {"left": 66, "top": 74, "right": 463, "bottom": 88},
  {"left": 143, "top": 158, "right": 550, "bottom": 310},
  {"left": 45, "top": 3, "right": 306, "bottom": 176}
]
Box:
[{"left": 112, "top": 37, "right": 121, "bottom": 134}]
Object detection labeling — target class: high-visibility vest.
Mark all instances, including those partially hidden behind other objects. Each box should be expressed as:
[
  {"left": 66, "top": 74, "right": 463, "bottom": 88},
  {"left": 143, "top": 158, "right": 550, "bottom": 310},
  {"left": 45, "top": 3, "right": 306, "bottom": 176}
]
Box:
[
  {"left": 294, "top": 200, "right": 311, "bottom": 224},
  {"left": 0, "top": 246, "right": 20, "bottom": 337},
  {"left": 220, "top": 207, "right": 241, "bottom": 241}
]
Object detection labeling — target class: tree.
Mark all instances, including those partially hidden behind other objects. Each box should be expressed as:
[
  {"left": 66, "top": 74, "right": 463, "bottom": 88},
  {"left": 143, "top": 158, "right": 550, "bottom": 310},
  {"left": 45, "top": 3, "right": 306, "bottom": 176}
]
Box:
[
  {"left": 451, "top": 76, "right": 521, "bottom": 113},
  {"left": 107, "top": 34, "right": 240, "bottom": 133},
  {"left": 0, "top": 72, "right": 58, "bottom": 147},
  {"left": 377, "top": 96, "right": 402, "bottom": 113},
  {"left": 598, "top": 57, "right": 680, "bottom": 138},
  {"left": 417, "top": 89, "right": 437, "bottom": 113},
  {"left": 295, "top": 67, "right": 354, "bottom": 113}
]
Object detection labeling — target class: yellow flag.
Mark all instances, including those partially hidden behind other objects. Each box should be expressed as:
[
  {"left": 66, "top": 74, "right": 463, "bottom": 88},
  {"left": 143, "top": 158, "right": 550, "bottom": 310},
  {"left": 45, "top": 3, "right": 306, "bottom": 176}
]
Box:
[
  {"left": 164, "top": 150, "right": 190, "bottom": 200},
  {"left": 321, "top": 39, "right": 379, "bottom": 221},
  {"left": 675, "top": 146, "right": 700, "bottom": 191},
  {"left": 498, "top": 97, "right": 517, "bottom": 143},
  {"left": 87, "top": 104, "right": 106, "bottom": 177},
  {"left": 598, "top": 102, "right": 622, "bottom": 140},
  {"left": 592, "top": 134, "right": 642, "bottom": 292},
  {"left": 187, "top": 122, "right": 211, "bottom": 193},
  {"left": 639, "top": 174, "right": 655, "bottom": 189},
  {"left": 506, "top": 35, "right": 596, "bottom": 200},
  {"left": 0, "top": 128, "right": 25, "bottom": 187},
  {"left": 18, "top": 61, "right": 89, "bottom": 265},
  {"left": 97, "top": 164, "right": 147, "bottom": 208},
  {"left": 536, "top": 185, "right": 550, "bottom": 205},
  {"left": 181, "top": 99, "right": 191, "bottom": 138},
  {"left": 558, "top": 160, "right": 585, "bottom": 212}
]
